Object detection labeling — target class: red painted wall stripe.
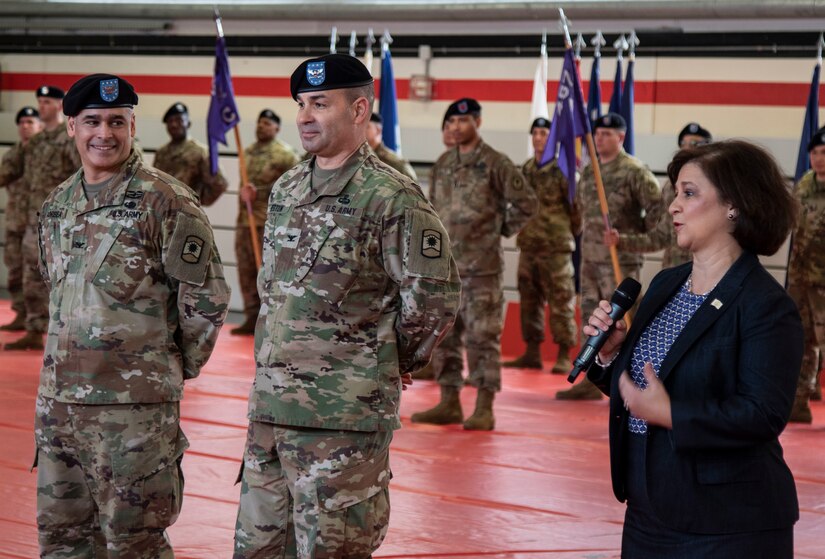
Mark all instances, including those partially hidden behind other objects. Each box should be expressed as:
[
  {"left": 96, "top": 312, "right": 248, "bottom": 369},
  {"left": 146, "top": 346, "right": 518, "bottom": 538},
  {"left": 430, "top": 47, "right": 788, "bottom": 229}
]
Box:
[{"left": 3, "top": 72, "right": 823, "bottom": 107}]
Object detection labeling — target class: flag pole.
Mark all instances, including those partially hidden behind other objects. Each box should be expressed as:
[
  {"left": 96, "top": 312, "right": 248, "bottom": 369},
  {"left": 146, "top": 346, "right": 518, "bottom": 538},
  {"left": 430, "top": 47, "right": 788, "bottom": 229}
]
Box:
[
  {"left": 559, "top": 9, "right": 623, "bottom": 286},
  {"left": 215, "top": 9, "right": 261, "bottom": 269}
]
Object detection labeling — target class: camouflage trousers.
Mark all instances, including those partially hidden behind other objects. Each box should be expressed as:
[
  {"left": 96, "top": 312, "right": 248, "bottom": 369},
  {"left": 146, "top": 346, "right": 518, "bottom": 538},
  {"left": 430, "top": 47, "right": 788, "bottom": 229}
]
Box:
[
  {"left": 432, "top": 274, "right": 503, "bottom": 391},
  {"left": 23, "top": 224, "right": 49, "bottom": 333},
  {"left": 235, "top": 225, "right": 264, "bottom": 320},
  {"left": 34, "top": 395, "right": 188, "bottom": 558},
  {"left": 515, "top": 249, "right": 577, "bottom": 348},
  {"left": 790, "top": 286, "right": 825, "bottom": 399},
  {"left": 4, "top": 228, "right": 25, "bottom": 314},
  {"left": 580, "top": 258, "right": 641, "bottom": 321},
  {"left": 234, "top": 423, "right": 392, "bottom": 559}
]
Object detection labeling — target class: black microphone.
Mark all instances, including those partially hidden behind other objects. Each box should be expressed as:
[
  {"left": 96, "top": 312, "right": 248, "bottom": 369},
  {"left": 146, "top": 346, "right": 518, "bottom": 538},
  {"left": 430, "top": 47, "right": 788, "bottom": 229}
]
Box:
[{"left": 567, "top": 277, "right": 641, "bottom": 383}]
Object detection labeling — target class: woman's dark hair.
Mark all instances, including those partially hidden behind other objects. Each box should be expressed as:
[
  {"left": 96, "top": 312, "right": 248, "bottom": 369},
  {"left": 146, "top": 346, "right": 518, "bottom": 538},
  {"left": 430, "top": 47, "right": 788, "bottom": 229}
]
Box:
[{"left": 666, "top": 140, "right": 798, "bottom": 255}]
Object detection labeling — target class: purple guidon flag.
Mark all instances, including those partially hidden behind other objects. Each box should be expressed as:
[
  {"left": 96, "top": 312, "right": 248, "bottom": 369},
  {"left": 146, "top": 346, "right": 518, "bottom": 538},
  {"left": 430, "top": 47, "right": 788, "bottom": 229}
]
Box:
[
  {"left": 207, "top": 36, "right": 240, "bottom": 175},
  {"left": 540, "top": 48, "right": 591, "bottom": 203}
]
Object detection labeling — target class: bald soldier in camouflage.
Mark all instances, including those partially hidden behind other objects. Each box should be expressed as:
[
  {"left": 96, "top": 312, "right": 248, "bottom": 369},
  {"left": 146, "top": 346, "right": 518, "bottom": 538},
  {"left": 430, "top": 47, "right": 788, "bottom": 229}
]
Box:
[
  {"left": 154, "top": 102, "right": 228, "bottom": 206},
  {"left": 3, "top": 86, "right": 82, "bottom": 351},
  {"left": 411, "top": 98, "right": 536, "bottom": 431},
  {"left": 366, "top": 112, "right": 418, "bottom": 180},
  {"left": 788, "top": 128, "right": 825, "bottom": 423},
  {"left": 0, "top": 106, "right": 42, "bottom": 331},
  {"left": 503, "top": 117, "right": 582, "bottom": 374},
  {"left": 233, "top": 54, "right": 460, "bottom": 558},
  {"left": 35, "top": 74, "right": 230, "bottom": 558},
  {"left": 232, "top": 109, "right": 299, "bottom": 335},
  {"left": 557, "top": 112, "right": 664, "bottom": 400}
]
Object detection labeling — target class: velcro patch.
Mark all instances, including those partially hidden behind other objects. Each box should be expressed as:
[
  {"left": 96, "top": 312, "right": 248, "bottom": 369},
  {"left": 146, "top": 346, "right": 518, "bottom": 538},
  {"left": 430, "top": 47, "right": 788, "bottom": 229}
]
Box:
[
  {"left": 405, "top": 209, "right": 450, "bottom": 280},
  {"left": 166, "top": 212, "right": 213, "bottom": 286}
]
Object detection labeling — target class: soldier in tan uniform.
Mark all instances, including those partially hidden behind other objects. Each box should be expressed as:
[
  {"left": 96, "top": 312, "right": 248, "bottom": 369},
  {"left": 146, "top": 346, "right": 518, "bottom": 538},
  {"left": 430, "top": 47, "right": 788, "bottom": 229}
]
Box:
[
  {"left": 153, "top": 102, "right": 228, "bottom": 206},
  {"left": 366, "top": 112, "right": 417, "bottom": 180},
  {"left": 233, "top": 54, "right": 460, "bottom": 558},
  {"left": 503, "top": 117, "right": 581, "bottom": 373},
  {"left": 557, "top": 112, "right": 664, "bottom": 400},
  {"left": 35, "top": 74, "right": 230, "bottom": 558},
  {"left": 232, "top": 109, "right": 299, "bottom": 335},
  {"left": 3, "top": 85, "right": 82, "bottom": 351},
  {"left": 0, "top": 106, "right": 42, "bottom": 331},
  {"left": 788, "top": 128, "right": 825, "bottom": 423},
  {"left": 411, "top": 98, "right": 536, "bottom": 431}
]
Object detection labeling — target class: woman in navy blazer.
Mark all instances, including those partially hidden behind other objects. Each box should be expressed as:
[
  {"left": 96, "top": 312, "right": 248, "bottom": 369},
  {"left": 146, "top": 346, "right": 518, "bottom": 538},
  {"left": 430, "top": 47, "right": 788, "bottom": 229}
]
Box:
[{"left": 584, "top": 140, "right": 803, "bottom": 558}]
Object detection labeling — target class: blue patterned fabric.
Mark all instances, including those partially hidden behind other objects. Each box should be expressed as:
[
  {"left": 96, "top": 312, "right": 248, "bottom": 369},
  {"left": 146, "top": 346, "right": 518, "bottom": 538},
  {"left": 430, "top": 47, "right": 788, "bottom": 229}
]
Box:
[{"left": 628, "top": 281, "right": 707, "bottom": 434}]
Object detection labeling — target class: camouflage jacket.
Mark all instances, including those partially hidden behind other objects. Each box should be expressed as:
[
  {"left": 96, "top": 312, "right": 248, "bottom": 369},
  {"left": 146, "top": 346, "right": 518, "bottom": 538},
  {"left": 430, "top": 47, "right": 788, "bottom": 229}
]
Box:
[
  {"left": 153, "top": 138, "right": 228, "bottom": 206},
  {"left": 239, "top": 138, "right": 299, "bottom": 226},
  {"left": 429, "top": 140, "right": 536, "bottom": 276},
  {"left": 789, "top": 171, "right": 825, "bottom": 288},
  {"left": 579, "top": 150, "right": 665, "bottom": 268},
  {"left": 372, "top": 143, "right": 418, "bottom": 181},
  {"left": 38, "top": 150, "right": 231, "bottom": 404},
  {"left": 250, "top": 142, "right": 460, "bottom": 431},
  {"left": 516, "top": 157, "right": 582, "bottom": 253},
  {"left": 0, "top": 142, "right": 28, "bottom": 234}
]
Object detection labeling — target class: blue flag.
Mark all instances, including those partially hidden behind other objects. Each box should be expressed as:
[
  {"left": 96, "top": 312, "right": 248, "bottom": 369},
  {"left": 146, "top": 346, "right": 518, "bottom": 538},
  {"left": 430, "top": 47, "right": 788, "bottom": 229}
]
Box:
[
  {"left": 795, "top": 64, "right": 821, "bottom": 182},
  {"left": 540, "top": 48, "right": 591, "bottom": 203},
  {"left": 207, "top": 36, "right": 240, "bottom": 176},
  {"left": 608, "top": 58, "right": 622, "bottom": 115},
  {"left": 379, "top": 45, "right": 401, "bottom": 154},
  {"left": 620, "top": 58, "right": 635, "bottom": 155},
  {"left": 586, "top": 55, "right": 603, "bottom": 126}
]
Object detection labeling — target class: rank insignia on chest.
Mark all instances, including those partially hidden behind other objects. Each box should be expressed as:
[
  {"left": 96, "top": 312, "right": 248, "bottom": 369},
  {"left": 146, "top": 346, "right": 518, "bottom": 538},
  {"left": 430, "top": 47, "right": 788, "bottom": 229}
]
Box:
[
  {"left": 181, "top": 235, "right": 204, "bottom": 263},
  {"left": 421, "top": 229, "right": 442, "bottom": 258},
  {"left": 281, "top": 228, "right": 301, "bottom": 249}
]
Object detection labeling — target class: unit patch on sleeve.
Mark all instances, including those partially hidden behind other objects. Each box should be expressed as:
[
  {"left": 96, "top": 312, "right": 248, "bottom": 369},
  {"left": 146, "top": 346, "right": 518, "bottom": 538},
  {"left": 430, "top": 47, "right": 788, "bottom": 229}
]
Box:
[
  {"left": 166, "top": 211, "right": 213, "bottom": 286},
  {"left": 421, "top": 229, "right": 442, "bottom": 258},
  {"left": 405, "top": 208, "right": 450, "bottom": 280}
]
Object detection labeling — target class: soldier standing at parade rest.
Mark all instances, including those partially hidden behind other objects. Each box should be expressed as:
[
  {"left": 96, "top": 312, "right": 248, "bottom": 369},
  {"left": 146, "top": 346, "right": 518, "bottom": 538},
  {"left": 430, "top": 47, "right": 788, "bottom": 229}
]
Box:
[
  {"left": 0, "top": 106, "right": 42, "bottom": 331},
  {"left": 233, "top": 54, "right": 460, "bottom": 558},
  {"left": 557, "top": 112, "right": 665, "bottom": 400},
  {"left": 410, "top": 98, "right": 536, "bottom": 431},
  {"left": 503, "top": 117, "right": 582, "bottom": 373},
  {"left": 232, "top": 109, "right": 299, "bottom": 335},
  {"left": 788, "top": 127, "right": 825, "bottom": 423},
  {"left": 34, "top": 74, "right": 230, "bottom": 557},
  {"left": 154, "top": 102, "right": 228, "bottom": 206},
  {"left": 366, "top": 112, "right": 418, "bottom": 180},
  {"left": 3, "top": 85, "right": 81, "bottom": 351}
]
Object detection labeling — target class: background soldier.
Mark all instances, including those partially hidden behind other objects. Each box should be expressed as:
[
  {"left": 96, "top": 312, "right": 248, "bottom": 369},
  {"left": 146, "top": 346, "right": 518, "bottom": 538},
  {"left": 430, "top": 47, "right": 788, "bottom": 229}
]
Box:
[
  {"left": 232, "top": 109, "right": 299, "bottom": 335},
  {"left": 366, "top": 112, "right": 418, "bottom": 180},
  {"left": 0, "top": 106, "right": 42, "bottom": 331},
  {"left": 154, "top": 102, "right": 228, "bottom": 206},
  {"left": 233, "top": 54, "right": 460, "bottom": 558},
  {"left": 3, "top": 85, "right": 81, "bottom": 351},
  {"left": 788, "top": 127, "right": 825, "bottom": 423},
  {"left": 504, "top": 117, "right": 581, "bottom": 374},
  {"left": 557, "top": 112, "right": 664, "bottom": 400},
  {"left": 411, "top": 98, "right": 536, "bottom": 431},
  {"left": 35, "top": 74, "right": 230, "bottom": 557}
]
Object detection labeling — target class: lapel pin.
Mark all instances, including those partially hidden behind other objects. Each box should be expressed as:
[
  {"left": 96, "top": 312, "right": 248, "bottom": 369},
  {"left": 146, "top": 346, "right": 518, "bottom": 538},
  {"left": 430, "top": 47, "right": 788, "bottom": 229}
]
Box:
[{"left": 710, "top": 299, "right": 723, "bottom": 309}]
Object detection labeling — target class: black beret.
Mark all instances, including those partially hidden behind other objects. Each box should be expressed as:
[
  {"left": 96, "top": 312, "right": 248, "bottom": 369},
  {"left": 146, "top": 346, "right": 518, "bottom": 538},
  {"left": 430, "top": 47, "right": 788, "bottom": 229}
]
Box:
[
  {"left": 530, "top": 117, "right": 551, "bottom": 133},
  {"left": 163, "top": 102, "right": 189, "bottom": 122},
  {"left": 63, "top": 74, "right": 138, "bottom": 117},
  {"left": 370, "top": 112, "right": 382, "bottom": 124},
  {"left": 290, "top": 53, "right": 374, "bottom": 100},
  {"left": 678, "top": 122, "right": 712, "bottom": 146},
  {"left": 15, "top": 106, "right": 39, "bottom": 124},
  {"left": 258, "top": 109, "right": 280, "bottom": 124},
  {"left": 808, "top": 127, "right": 825, "bottom": 152},
  {"left": 593, "top": 112, "right": 626, "bottom": 131},
  {"left": 444, "top": 98, "right": 482, "bottom": 120},
  {"left": 36, "top": 85, "right": 65, "bottom": 99}
]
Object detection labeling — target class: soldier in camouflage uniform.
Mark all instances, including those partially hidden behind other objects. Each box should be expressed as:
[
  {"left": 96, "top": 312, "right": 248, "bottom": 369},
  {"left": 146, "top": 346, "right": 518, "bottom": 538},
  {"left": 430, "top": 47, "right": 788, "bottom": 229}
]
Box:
[
  {"left": 3, "top": 85, "right": 82, "bottom": 351},
  {"left": 788, "top": 128, "right": 825, "bottom": 423},
  {"left": 233, "top": 54, "right": 460, "bottom": 558},
  {"left": 503, "top": 117, "right": 582, "bottom": 374},
  {"left": 410, "top": 98, "right": 536, "bottom": 431},
  {"left": 232, "top": 109, "right": 299, "bottom": 335},
  {"left": 35, "top": 74, "right": 230, "bottom": 558},
  {"left": 154, "top": 102, "right": 228, "bottom": 206},
  {"left": 557, "top": 113, "right": 664, "bottom": 400},
  {"left": 366, "top": 112, "right": 418, "bottom": 180},
  {"left": 0, "top": 106, "right": 42, "bottom": 331}
]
